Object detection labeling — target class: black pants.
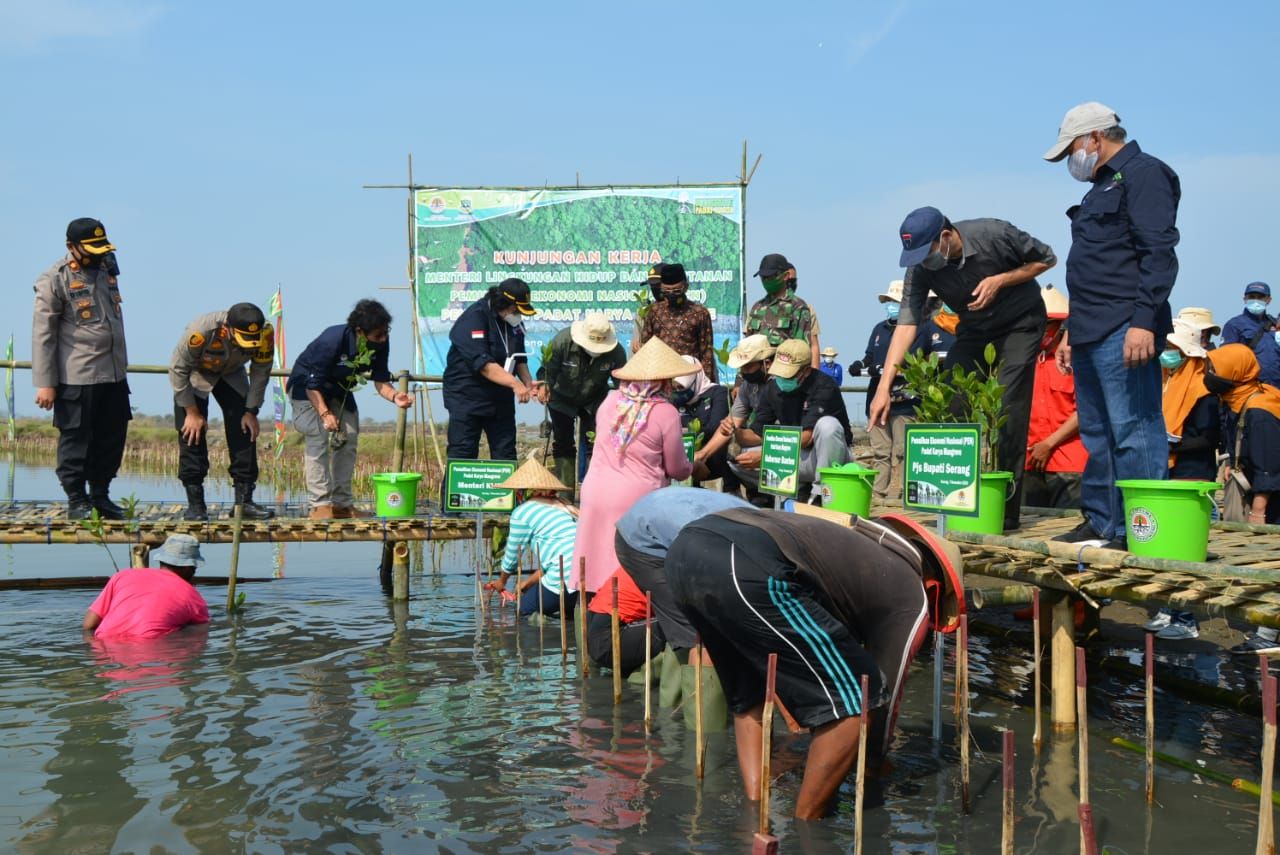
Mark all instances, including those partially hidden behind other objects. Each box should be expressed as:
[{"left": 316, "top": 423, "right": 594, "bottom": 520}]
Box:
[
  {"left": 586, "top": 611, "right": 666, "bottom": 678},
  {"left": 446, "top": 409, "right": 518, "bottom": 461},
  {"left": 174, "top": 380, "right": 258, "bottom": 485},
  {"left": 946, "top": 314, "right": 1045, "bottom": 527},
  {"left": 53, "top": 380, "right": 131, "bottom": 491},
  {"left": 549, "top": 406, "right": 596, "bottom": 465},
  {"left": 615, "top": 532, "right": 697, "bottom": 650}
]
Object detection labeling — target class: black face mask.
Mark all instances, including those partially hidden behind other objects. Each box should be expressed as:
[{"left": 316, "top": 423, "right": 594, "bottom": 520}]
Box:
[
  {"left": 1203, "top": 370, "right": 1238, "bottom": 397},
  {"left": 101, "top": 251, "right": 120, "bottom": 277},
  {"left": 741, "top": 368, "right": 767, "bottom": 384}
]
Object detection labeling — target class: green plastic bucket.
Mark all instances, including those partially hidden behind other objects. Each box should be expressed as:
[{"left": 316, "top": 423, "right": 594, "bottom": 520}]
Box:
[
  {"left": 1116, "top": 479, "right": 1218, "bottom": 562},
  {"left": 817, "top": 463, "right": 878, "bottom": 517},
  {"left": 945, "top": 471, "right": 1013, "bottom": 535},
  {"left": 371, "top": 472, "right": 422, "bottom": 518}
]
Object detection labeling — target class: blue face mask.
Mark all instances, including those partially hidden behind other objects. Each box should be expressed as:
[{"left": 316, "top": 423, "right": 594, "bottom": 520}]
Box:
[
  {"left": 1158, "top": 350, "right": 1185, "bottom": 371},
  {"left": 775, "top": 376, "right": 801, "bottom": 393},
  {"left": 885, "top": 302, "right": 900, "bottom": 321},
  {"left": 1246, "top": 299, "right": 1268, "bottom": 316}
]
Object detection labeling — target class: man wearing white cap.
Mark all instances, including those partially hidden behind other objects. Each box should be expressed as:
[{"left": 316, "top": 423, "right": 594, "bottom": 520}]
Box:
[
  {"left": 1044, "top": 102, "right": 1181, "bottom": 549},
  {"left": 536, "top": 313, "right": 626, "bottom": 492}
]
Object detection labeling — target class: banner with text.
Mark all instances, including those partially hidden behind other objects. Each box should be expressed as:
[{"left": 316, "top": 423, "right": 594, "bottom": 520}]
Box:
[
  {"left": 414, "top": 186, "right": 746, "bottom": 378},
  {"left": 903, "top": 424, "right": 981, "bottom": 516}
]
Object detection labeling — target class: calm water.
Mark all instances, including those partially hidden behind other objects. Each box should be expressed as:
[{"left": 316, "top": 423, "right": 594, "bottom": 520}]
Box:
[{"left": 0, "top": 465, "right": 1274, "bottom": 852}]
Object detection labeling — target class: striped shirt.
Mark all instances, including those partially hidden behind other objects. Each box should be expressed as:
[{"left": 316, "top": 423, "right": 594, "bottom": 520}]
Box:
[{"left": 501, "top": 499, "right": 578, "bottom": 593}]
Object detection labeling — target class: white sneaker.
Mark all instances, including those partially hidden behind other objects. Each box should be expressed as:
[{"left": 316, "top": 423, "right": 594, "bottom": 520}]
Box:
[
  {"left": 1156, "top": 616, "right": 1200, "bottom": 640},
  {"left": 1143, "top": 609, "right": 1173, "bottom": 632}
]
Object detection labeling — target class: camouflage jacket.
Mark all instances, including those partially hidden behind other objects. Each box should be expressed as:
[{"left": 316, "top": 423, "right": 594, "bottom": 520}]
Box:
[{"left": 745, "top": 291, "right": 814, "bottom": 347}]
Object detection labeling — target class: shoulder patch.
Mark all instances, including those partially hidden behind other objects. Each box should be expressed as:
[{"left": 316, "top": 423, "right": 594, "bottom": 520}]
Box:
[{"left": 188, "top": 332, "right": 206, "bottom": 349}]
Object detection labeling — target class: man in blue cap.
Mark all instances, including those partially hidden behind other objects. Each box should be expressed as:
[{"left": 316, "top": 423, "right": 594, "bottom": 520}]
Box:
[
  {"left": 871, "top": 206, "right": 1056, "bottom": 531},
  {"left": 1221, "top": 282, "right": 1280, "bottom": 386}
]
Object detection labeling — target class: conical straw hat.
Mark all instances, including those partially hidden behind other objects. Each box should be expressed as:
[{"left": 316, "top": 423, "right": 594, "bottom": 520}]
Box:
[
  {"left": 613, "top": 337, "right": 694, "bottom": 382},
  {"left": 498, "top": 456, "right": 570, "bottom": 492}
]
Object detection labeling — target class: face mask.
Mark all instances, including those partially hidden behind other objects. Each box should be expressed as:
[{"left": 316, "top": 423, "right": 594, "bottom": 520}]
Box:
[
  {"left": 1068, "top": 140, "right": 1100, "bottom": 182},
  {"left": 1246, "top": 299, "right": 1268, "bottom": 316},
  {"left": 663, "top": 289, "right": 687, "bottom": 306},
  {"left": 503, "top": 313, "right": 524, "bottom": 327},
  {"left": 885, "top": 302, "right": 901, "bottom": 321},
  {"left": 671, "top": 388, "right": 694, "bottom": 406},
  {"left": 762, "top": 277, "right": 786, "bottom": 296},
  {"left": 1203, "top": 371, "right": 1238, "bottom": 396},
  {"left": 775, "top": 376, "right": 800, "bottom": 393},
  {"left": 1159, "top": 350, "right": 1185, "bottom": 371},
  {"left": 741, "top": 368, "right": 766, "bottom": 384},
  {"left": 822, "top": 356, "right": 835, "bottom": 365}
]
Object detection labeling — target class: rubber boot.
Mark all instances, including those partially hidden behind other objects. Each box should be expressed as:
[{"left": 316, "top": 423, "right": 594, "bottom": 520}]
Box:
[
  {"left": 553, "top": 457, "right": 577, "bottom": 501},
  {"left": 658, "top": 646, "right": 684, "bottom": 708},
  {"left": 679, "top": 661, "right": 729, "bottom": 731},
  {"left": 183, "top": 483, "right": 209, "bottom": 521},
  {"left": 234, "top": 481, "right": 274, "bottom": 520},
  {"left": 64, "top": 484, "right": 92, "bottom": 520},
  {"left": 88, "top": 483, "right": 124, "bottom": 520}
]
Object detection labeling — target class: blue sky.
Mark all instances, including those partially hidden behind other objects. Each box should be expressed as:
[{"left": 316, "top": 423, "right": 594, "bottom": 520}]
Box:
[{"left": 2, "top": 0, "right": 1278, "bottom": 418}]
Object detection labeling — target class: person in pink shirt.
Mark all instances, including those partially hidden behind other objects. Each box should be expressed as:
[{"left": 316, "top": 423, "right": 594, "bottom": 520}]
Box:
[
  {"left": 83, "top": 533, "right": 210, "bottom": 639},
  {"left": 571, "top": 338, "right": 694, "bottom": 595}
]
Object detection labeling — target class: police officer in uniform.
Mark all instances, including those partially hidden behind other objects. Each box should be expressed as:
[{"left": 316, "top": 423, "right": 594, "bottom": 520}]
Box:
[
  {"left": 32, "top": 218, "right": 130, "bottom": 519},
  {"left": 443, "top": 279, "right": 537, "bottom": 463},
  {"left": 170, "top": 303, "right": 276, "bottom": 520}
]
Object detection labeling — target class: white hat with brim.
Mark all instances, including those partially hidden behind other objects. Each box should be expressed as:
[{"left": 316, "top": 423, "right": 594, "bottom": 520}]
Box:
[
  {"left": 821, "top": 347, "right": 838, "bottom": 357},
  {"left": 497, "top": 456, "right": 570, "bottom": 493},
  {"left": 612, "top": 337, "right": 695, "bottom": 382},
  {"left": 1040, "top": 285, "right": 1069, "bottom": 319},
  {"left": 878, "top": 279, "right": 904, "bottom": 303},
  {"left": 1044, "top": 101, "right": 1120, "bottom": 162},
  {"left": 1177, "top": 307, "right": 1221, "bottom": 336},
  {"left": 570, "top": 313, "right": 618, "bottom": 355},
  {"left": 1167, "top": 319, "right": 1208, "bottom": 359},
  {"left": 727, "top": 334, "right": 775, "bottom": 369}
]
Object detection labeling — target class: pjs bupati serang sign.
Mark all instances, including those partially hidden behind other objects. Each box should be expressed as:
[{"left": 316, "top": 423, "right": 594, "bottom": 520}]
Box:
[{"left": 413, "top": 186, "right": 746, "bottom": 378}]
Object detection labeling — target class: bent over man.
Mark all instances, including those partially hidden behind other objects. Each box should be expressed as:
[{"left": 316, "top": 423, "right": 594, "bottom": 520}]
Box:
[{"left": 170, "top": 303, "right": 275, "bottom": 520}]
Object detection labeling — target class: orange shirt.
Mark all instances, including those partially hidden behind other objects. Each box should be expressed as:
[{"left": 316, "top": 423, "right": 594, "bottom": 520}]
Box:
[
  {"left": 587, "top": 567, "right": 649, "bottom": 624},
  {"left": 1026, "top": 357, "right": 1088, "bottom": 473}
]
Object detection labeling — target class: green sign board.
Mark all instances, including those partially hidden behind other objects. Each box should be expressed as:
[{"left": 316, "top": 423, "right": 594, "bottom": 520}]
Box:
[
  {"left": 903, "top": 424, "right": 982, "bottom": 516},
  {"left": 445, "top": 459, "right": 517, "bottom": 513},
  {"left": 760, "top": 425, "right": 803, "bottom": 498},
  {"left": 682, "top": 433, "right": 696, "bottom": 462}
]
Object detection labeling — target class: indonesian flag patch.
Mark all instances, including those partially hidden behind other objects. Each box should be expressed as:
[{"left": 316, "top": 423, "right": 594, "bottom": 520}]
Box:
[{"left": 470, "top": 330, "right": 485, "bottom": 339}]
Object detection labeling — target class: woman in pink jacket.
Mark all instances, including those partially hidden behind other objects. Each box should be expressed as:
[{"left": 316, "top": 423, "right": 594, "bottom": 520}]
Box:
[{"left": 571, "top": 337, "right": 694, "bottom": 595}]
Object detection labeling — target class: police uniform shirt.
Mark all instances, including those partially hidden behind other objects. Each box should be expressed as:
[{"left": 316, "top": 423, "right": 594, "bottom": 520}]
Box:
[
  {"left": 443, "top": 297, "right": 526, "bottom": 416},
  {"left": 32, "top": 255, "right": 127, "bottom": 387},
  {"left": 170, "top": 311, "right": 274, "bottom": 409}
]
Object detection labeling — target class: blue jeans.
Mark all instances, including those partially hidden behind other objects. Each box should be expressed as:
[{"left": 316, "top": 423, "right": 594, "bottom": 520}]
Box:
[
  {"left": 1072, "top": 324, "right": 1169, "bottom": 539},
  {"left": 518, "top": 581, "right": 578, "bottom": 618}
]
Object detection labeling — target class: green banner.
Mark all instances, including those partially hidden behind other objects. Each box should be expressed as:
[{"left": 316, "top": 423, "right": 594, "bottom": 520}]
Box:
[
  {"left": 445, "top": 460, "right": 517, "bottom": 513},
  {"left": 903, "top": 424, "right": 981, "bottom": 516},
  {"left": 760, "top": 425, "right": 802, "bottom": 498},
  {"left": 682, "top": 433, "right": 696, "bottom": 462},
  {"left": 414, "top": 185, "right": 745, "bottom": 378}
]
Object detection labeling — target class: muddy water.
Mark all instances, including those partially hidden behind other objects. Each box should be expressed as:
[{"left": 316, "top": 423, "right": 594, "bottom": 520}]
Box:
[{"left": 0, "top": 464, "right": 1272, "bottom": 852}]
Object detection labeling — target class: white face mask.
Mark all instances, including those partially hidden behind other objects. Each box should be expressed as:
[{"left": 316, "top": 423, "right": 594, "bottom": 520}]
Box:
[
  {"left": 1068, "top": 139, "right": 1099, "bottom": 182},
  {"left": 503, "top": 313, "right": 524, "bottom": 327}
]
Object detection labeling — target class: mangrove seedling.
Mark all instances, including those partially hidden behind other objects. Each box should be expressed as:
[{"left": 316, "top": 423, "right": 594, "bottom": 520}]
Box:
[{"left": 899, "top": 343, "right": 1007, "bottom": 472}]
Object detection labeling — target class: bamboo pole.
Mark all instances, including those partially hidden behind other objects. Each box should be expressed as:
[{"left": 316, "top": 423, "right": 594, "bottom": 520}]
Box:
[
  {"left": 695, "top": 638, "right": 705, "bottom": 779},
  {"left": 960, "top": 613, "right": 971, "bottom": 813},
  {"left": 644, "top": 591, "right": 653, "bottom": 733},
  {"left": 1053, "top": 596, "right": 1076, "bottom": 731},
  {"left": 129, "top": 543, "right": 150, "bottom": 568},
  {"left": 1110, "top": 736, "right": 1280, "bottom": 802},
  {"left": 1077, "top": 646, "right": 1096, "bottom": 855},
  {"left": 1145, "top": 632, "right": 1156, "bottom": 805},
  {"left": 611, "top": 576, "right": 622, "bottom": 705},
  {"left": 1002, "top": 729, "right": 1015, "bottom": 855},
  {"left": 559, "top": 556, "right": 568, "bottom": 664},
  {"left": 1257, "top": 657, "right": 1276, "bottom": 855},
  {"left": 855, "top": 673, "right": 870, "bottom": 855},
  {"left": 578, "top": 558, "right": 589, "bottom": 679},
  {"left": 225, "top": 503, "right": 243, "bottom": 612},
  {"left": 759, "top": 652, "right": 777, "bottom": 834},
  {"left": 391, "top": 541, "right": 409, "bottom": 601},
  {"left": 1033, "top": 588, "right": 1043, "bottom": 751},
  {"left": 515, "top": 559, "right": 523, "bottom": 614}
]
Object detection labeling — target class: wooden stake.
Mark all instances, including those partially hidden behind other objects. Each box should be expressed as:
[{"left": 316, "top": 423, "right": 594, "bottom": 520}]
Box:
[
  {"left": 1257, "top": 656, "right": 1276, "bottom": 855},
  {"left": 611, "top": 576, "right": 622, "bottom": 705},
  {"left": 960, "top": 613, "right": 971, "bottom": 813},
  {"left": 391, "top": 541, "right": 409, "bottom": 601},
  {"left": 695, "top": 638, "right": 705, "bottom": 779},
  {"left": 225, "top": 503, "right": 243, "bottom": 612},
  {"left": 1002, "top": 729, "right": 1015, "bottom": 855},
  {"left": 129, "top": 543, "right": 150, "bottom": 568},
  {"left": 558, "top": 556, "right": 568, "bottom": 665},
  {"left": 515, "top": 558, "right": 522, "bottom": 613},
  {"left": 1052, "top": 596, "right": 1076, "bottom": 731},
  {"left": 1145, "top": 632, "right": 1156, "bottom": 805},
  {"left": 578, "top": 558, "right": 589, "bottom": 679},
  {"left": 1077, "top": 646, "right": 1096, "bottom": 855},
  {"left": 1033, "top": 588, "right": 1043, "bottom": 752},
  {"left": 644, "top": 591, "right": 653, "bottom": 733},
  {"left": 855, "top": 673, "right": 870, "bottom": 855},
  {"left": 760, "top": 653, "right": 778, "bottom": 835}
]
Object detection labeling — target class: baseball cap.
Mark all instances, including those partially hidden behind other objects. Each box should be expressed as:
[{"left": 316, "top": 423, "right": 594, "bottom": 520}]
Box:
[
  {"left": 768, "top": 339, "right": 811, "bottom": 379},
  {"left": 227, "top": 303, "right": 268, "bottom": 348},
  {"left": 727, "top": 334, "right": 776, "bottom": 369},
  {"left": 1245, "top": 281, "right": 1271, "bottom": 298},
  {"left": 660, "top": 263, "right": 687, "bottom": 285},
  {"left": 754, "top": 253, "right": 793, "bottom": 279},
  {"left": 500, "top": 278, "right": 537, "bottom": 315},
  {"left": 898, "top": 207, "right": 945, "bottom": 268},
  {"left": 879, "top": 279, "right": 905, "bottom": 303},
  {"left": 66, "top": 217, "right": 116, "bottom": 255},
  {"left": 1043, "top": 102, "right": 1120, "bottom": 162},
  {"left": 645, "top": 264, "right": 666, "bottom": 283}
]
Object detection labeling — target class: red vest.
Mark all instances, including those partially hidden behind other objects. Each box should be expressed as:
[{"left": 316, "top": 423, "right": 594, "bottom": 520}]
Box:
[{"left": 1026, "top": 357, "right": 1088, "bottom": 473}]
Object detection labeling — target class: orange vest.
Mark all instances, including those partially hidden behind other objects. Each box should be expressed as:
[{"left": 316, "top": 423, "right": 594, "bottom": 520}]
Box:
[{"left": 1026, "top": 357, "right": 1088, "bottom": 473}]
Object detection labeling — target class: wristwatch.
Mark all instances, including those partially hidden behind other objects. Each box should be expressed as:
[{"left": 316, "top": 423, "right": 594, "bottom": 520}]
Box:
[{"left": 245, "top": 406, "right": 260, "bottom": 415}]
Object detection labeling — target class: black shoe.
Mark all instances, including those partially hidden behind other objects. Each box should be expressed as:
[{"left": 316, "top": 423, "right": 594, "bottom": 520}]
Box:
[
  {"left": 1003, "top": 518, "right": 1022, "bottom": 534},
  {"left": 233, "top": 482, "right": 275, "bottom": 520},
  {"left": 88, "top": 485, "right": 124, "bottom": 520},
  {"left": 1101, "top": 536, "right": 1128, "bottom": 552},
  {"left": 1052, "top": 520, "right": 1106, "bottom": 545},
  {"left": 184, "top": 483, "right": 209, "bottom": 521},
  {"left": 66, "top": 493, "right": 93, "bottom": 520}
]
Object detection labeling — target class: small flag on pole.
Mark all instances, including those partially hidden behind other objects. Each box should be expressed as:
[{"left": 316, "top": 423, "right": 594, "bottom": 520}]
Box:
[
  {"left": 268, "top": 287, "right": 287, "bottom": 457},
  {"left": 5, "top": 334, "right": 14, "bottom": 442}
]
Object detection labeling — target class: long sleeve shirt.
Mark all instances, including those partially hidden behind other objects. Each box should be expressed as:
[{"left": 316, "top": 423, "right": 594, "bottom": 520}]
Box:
[
  {"left": 31, "top": 255, "right": 128, "bottom": 387},
  {"left": 500, "top": 499, "right": 578, "bottom": 593},
  {"left": 170, "top": 311, "right": 274, "bottom": 409},
  {"left": 286, "top": 324, "right": 392, "bottom": 412}
]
